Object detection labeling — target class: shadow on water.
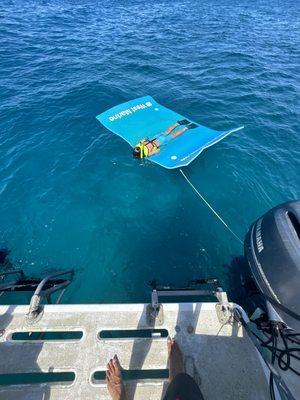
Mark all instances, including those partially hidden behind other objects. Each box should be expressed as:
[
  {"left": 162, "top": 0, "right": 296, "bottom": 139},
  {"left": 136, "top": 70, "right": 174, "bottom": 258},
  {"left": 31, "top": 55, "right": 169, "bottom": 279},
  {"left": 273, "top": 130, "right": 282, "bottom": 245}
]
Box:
[
  {"left": 222, "top": 255, "right": 248, "bottom": 306},
  {"left": 117, "top": 168, "right": 228, "bottom": 303}
]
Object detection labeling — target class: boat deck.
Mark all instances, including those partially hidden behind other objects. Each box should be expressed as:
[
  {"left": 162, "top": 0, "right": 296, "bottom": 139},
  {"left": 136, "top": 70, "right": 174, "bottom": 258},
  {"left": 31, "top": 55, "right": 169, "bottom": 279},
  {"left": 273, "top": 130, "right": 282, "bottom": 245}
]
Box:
[{"left": 0, "top": 302, "right": 269, "bottom": 400}]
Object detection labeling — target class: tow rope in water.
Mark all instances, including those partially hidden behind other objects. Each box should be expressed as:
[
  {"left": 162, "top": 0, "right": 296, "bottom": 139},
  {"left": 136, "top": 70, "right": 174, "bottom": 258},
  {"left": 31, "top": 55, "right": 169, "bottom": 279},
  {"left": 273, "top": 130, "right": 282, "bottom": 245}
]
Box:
[{"left": 179, "top": 169, "right": 243, "bottom": 245}]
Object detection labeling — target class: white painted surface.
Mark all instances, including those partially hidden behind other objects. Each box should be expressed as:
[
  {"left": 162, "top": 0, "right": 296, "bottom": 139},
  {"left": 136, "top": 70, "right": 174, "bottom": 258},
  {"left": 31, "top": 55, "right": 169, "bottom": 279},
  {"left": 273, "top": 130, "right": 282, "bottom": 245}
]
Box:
[{"left": 0, "top": 303, "right": 269, "bottom": 399}]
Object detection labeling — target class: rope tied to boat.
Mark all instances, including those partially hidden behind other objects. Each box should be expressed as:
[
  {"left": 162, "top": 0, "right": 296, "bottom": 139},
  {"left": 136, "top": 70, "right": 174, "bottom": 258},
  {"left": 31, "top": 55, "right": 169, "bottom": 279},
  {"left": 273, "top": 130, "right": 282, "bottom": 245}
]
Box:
[{"left": 179, "top": 169, "right": 243, "bottom": 245}]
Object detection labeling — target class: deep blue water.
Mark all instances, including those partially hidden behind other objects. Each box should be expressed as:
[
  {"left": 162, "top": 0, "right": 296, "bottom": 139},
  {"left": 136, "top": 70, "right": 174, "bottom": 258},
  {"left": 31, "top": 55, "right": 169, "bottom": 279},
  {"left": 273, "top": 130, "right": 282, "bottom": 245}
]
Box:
[{"left": 0, "top": 0, "right": 299, "bottom": 304}]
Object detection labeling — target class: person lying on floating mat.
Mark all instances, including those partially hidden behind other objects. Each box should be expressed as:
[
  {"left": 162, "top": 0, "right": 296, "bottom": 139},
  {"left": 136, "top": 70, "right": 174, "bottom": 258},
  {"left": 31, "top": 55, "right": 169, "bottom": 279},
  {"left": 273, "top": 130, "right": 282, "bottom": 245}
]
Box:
[
  {"left": 132, "top": 119, "right": 198, "bottom": 159},
  {"left": 96, "top": 96, "right": 244, "bottom": 169}
]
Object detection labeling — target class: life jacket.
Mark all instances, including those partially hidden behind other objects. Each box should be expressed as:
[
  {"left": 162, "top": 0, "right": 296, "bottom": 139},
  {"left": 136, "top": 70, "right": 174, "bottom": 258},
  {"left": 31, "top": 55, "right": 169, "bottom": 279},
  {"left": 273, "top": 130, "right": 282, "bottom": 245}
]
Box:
[
  {"left": 136, "top": 143, "right": 149, "bottom": 158},
  {"left": 136, "top": 139, "right": 158, "bottom": 158}
]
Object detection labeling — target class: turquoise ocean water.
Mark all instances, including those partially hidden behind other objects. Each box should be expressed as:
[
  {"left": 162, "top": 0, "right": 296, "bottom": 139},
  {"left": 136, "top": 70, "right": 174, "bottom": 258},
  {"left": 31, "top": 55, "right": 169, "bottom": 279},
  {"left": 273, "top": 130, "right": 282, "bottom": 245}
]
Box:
[{"left": 0, "top": 0, "right": 299, "bottom": 304}]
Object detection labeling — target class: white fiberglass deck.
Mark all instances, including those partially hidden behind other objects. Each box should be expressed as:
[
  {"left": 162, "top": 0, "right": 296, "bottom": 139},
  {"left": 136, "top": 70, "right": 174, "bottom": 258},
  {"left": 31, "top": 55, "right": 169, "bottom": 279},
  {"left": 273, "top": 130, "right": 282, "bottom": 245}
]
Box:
[{"left": 0, "top": 302, "right": 269, "bottom": 400}]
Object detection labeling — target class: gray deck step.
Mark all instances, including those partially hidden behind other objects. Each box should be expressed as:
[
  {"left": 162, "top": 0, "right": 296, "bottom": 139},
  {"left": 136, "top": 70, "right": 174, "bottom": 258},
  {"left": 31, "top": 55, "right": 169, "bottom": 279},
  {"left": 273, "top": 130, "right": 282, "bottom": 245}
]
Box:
[{"left": 0, "top": 303, "right": 270, "bottom": 400}]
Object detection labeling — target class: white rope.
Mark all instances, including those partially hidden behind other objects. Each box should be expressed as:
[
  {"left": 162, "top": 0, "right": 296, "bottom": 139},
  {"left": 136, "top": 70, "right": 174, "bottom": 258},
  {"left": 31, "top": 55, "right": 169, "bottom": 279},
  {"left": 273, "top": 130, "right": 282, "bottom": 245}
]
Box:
[{"left": 179, "top": 169, "right": 243, "bottom": 245}]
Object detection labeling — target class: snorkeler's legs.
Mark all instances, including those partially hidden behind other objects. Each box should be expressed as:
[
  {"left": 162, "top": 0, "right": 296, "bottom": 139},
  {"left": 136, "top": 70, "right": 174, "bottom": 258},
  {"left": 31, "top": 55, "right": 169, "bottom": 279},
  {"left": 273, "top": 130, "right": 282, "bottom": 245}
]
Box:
[
  {"left": 165, "top": 119, "right": 192, "bottom": 135},
  {"left": 171, "top": 126, "right": 189, "bottom": 139},
  {"left": 165, "top": 122, "right": 180, "bottom": 135}
]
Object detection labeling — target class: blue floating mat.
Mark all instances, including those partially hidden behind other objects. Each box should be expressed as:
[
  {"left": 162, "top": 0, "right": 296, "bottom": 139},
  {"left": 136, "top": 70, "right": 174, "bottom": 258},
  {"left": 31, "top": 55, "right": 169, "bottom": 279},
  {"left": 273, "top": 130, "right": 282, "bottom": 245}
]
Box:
[{"left": 96, "top": 96, "right": 244, "bottom": 169}]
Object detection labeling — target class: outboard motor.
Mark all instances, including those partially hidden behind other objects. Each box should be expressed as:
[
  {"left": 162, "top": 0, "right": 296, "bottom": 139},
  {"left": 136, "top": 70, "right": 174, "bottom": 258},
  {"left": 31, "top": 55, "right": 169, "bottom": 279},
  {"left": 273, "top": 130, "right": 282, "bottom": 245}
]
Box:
[{"left": 244, "top": 200, "right": 300, "bottom": 331}]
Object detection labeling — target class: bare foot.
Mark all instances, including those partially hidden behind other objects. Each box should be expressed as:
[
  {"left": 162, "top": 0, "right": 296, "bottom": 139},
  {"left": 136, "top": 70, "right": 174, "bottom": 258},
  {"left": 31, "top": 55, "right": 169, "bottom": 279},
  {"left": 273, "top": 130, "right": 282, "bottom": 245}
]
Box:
[
  {"left": 167, "top": 337, "right": 184, "bottom": 381},
  {"left": 106, "top": 355, "right": 128, "bottom": 400}
]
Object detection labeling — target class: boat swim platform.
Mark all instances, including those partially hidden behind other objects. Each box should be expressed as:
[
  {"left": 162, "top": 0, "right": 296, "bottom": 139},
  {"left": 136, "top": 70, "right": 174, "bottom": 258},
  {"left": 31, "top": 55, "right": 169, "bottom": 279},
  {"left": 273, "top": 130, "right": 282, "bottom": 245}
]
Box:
[{"left": 0, "top": 302, "right": 270, "bottom": 400}]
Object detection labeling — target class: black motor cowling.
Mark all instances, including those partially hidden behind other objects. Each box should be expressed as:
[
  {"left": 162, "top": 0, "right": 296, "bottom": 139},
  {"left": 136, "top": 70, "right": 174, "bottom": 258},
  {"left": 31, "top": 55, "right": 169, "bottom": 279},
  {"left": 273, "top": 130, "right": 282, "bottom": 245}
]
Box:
[{"left": 244, "top": 200, "right": 300, "bottom": 331}]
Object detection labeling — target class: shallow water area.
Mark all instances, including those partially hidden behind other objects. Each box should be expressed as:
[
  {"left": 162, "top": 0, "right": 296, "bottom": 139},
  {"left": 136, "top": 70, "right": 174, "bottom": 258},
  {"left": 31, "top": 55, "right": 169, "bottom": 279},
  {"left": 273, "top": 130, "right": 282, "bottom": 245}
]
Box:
[{"left": 0, "top": 0, "right": 299, "bottom": 304}]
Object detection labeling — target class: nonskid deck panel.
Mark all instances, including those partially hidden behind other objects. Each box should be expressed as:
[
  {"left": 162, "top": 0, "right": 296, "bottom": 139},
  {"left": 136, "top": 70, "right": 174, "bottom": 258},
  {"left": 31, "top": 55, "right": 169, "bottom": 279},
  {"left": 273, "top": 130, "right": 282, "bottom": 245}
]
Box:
[{"left": 0, "top": 303, "right": 269, "bottom": 400}]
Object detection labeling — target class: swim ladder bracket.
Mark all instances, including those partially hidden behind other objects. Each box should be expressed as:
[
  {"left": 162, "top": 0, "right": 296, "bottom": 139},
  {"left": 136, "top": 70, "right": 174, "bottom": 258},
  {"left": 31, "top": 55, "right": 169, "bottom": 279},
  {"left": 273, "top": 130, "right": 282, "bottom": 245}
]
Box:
[
  {"left": 25, "top": 269, "right": 74, "bottom": 324},
  {"left": 25, "top": 294, "right": 44, "bottom": 325},
  {"left": 147, "top": 278, "right": 226, "bottom": 325},
  {"left": 215, "top": 289, "right": 233, "bottom": 325},
  {"left": 147, "top": 289, "right": 164, "bottom": 325}
]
